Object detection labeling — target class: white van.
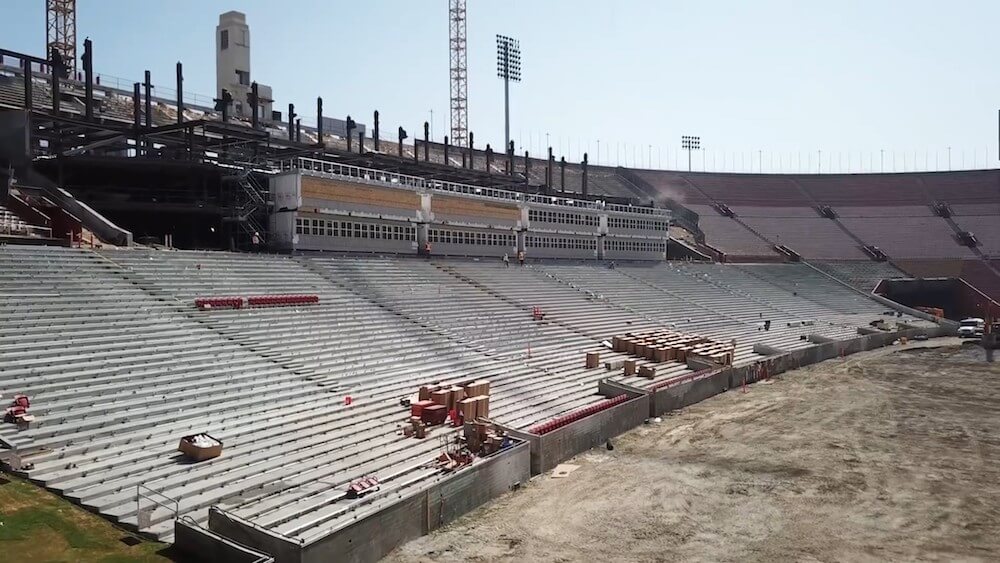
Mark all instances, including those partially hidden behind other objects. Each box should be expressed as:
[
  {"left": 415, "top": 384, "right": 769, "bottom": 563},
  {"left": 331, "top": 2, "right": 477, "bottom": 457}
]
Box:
[{"left": 958, "top": 318, "right": 985, "bottom": 338}]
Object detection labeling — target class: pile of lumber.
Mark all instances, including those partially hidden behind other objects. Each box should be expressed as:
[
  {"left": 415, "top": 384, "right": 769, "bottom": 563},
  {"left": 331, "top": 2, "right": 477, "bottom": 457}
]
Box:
[{"left": 613, "top": 329, "right": 734, "bottom": 370}]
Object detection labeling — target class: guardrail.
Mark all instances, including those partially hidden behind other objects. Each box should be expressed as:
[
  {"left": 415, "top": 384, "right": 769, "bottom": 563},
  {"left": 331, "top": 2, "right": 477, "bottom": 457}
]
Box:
[
  {"left": 135, "top": 483, "right": 179, "bottom": 531},
  {"left": 281, "top": 156, "right": 672, "bottom": 218}
]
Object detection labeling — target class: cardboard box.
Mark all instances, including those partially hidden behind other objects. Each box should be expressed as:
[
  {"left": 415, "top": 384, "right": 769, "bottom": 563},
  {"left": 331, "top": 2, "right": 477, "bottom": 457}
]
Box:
[
  {"left": 586, "top": 352, "right": 600, "bottom": 369},
  {"left": 418, "top": 386, "right": 431, "bottom": 401},
  {"left": 430, "top": 389, "right": 450, "bottom": 406},
  {"left": 623, "top": 359, "right": 637, "bottom": 376},
  {"left": 472, "top": 395, "right": 490, "bottom": 419},
  {"left": 459, "top": 397, "right": 478, "bottom": 421},
  {"left": 178, "top": 434, "right": 223, "bottom": 462},
  {"left": 638, "top": 365, "right": 656, "bottom": 379},
  {"left": 411, "top": 400, "right": 435, "bottom": 418}
]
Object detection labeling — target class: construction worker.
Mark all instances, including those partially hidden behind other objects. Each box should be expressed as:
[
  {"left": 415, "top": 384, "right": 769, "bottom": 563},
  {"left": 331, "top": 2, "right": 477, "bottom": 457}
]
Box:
[
  {"left": 423, "top": 241, "right": 432, "bottom": 258},
  {"left": 502, "top": 253, "right": 510, "bottom": 267},
  {"left": 517, "top": 250, "right": 525, "bottom": 266}
]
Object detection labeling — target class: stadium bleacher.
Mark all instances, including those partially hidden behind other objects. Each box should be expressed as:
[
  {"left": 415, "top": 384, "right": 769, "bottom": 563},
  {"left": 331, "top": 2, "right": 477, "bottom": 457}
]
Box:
[
  {"left": 0, "top": 244, "right": 935, "bottom": 546},
  {"left": 812, "top": 260, "right": 908, "bottom": 293}
]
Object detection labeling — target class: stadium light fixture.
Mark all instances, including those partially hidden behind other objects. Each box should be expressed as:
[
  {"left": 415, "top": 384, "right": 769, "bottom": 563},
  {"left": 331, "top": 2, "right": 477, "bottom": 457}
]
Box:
[
  {"left": 497, "top": 34, "right": 521, "bottom": 151},
  {"left": 681, "top": 135, "right": 700, "bottom": 172}
]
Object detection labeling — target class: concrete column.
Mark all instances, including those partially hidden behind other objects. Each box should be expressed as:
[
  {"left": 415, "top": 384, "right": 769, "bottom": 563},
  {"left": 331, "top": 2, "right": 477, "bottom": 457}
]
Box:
[
  {"left": 417, "top": 223, "right": 430, "bottom": 256},
  {"left": 516, "top": 230, "right": 526, "bottom": 255},
  {"left": 597, "top": 235, "right": 606, "bottom": 260},
  {"left": 420, "top": 193, "right": 433, "bottom": 222}
]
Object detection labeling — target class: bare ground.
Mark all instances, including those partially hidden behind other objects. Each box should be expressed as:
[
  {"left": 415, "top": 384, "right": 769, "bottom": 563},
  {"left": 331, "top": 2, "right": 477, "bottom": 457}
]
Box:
[{"left": 386, "top": 340, "right": 1000, "bottom": 563}]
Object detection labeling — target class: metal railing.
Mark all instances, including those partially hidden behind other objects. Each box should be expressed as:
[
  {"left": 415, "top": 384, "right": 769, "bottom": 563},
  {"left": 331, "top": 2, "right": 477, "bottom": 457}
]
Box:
[
  {"left": 135, "top": 483, "right": 179, "bottom": 531},
  {"left": 281, "top": 156, "right": 672, "bottom": 218}
]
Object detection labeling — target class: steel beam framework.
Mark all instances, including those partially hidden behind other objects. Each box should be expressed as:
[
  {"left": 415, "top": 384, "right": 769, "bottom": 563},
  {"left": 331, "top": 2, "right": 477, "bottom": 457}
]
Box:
[
  {"left": 46, "top": 0, "right": 77, "bottom": 75},
  {"left": 448, "top": 0, "right": 468, "bottom": 148}
]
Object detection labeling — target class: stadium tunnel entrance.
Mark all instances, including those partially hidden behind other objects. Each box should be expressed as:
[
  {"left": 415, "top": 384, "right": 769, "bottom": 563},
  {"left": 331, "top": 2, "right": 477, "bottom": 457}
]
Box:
[{"left": 875, "top": 277, "right": 1000, "bottom": 321}]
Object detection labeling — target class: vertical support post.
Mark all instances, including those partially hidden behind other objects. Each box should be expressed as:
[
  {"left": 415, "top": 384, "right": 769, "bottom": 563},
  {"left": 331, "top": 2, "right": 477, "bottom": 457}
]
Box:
[
  {"left": 346, "top": 116, "right": 356, "bottom": 152},
  {"left": 373, "top": 110, "right": 380, "bottom": 152},
  {"left": 444, "top": 136, "right": 450, "bottom": 166},
  {"left": 295, "top": 119, "right": 301, "bottom": 143},
  {"left": 398, "top": 127, "right": 406, "bottom": 158},
  {"left": 582, "top": 152, "right": 589, "bottom": 196},
  {"left": 50, "top": 48, "right": 62, "bottom": 116},
  {"left": 143, "top": 71, "right": 152, "bottom": 128},
  {"left": 132, "top": 82, "right": 141, "bottom": 155},
  {"left": 547, "top": 147, "right": 554, "bottom": 189},
  {"left": 560, "top": 157, "right": 566, "bottom": 193},
  {"left": 486, "top": 144, "right": 493, "bottom": 174},
  {"left": 468, "top": 132, "right": 475, "bottom": 169},
  {"left": 249, "top": 82, "right": 260, "bottom": 130},
  {"left": 315, "top": 96, "right": 322, "bottom": 143},
  {"left": 175, "top": 61, "right": 184, "bottom": 124},
  {"left": 524, "top": 151, "right": 531, "bottom": 182},
  {"left": 287, "top": 103, "right": 296, "bottom": 141},
  {"left": 424, "top": 121, "right": 430, "bottom": 161},
  {"left": 82, "top": 38, "right": 93, "bottom": 120},
  {"left": 22, "top": 59, "right": 33, "bottom": 111},
  {"left": 507, "top": 140, "right": 515, "bottom": 175},
  {"left": 358, "top": 131, "right": 364, "bottom": 154}
]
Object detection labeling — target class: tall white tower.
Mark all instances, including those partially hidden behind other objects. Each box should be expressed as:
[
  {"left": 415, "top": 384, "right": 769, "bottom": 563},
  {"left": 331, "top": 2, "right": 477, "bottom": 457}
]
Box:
[{"left": 215, "top": 11, "right": 272, "bottom": 119}]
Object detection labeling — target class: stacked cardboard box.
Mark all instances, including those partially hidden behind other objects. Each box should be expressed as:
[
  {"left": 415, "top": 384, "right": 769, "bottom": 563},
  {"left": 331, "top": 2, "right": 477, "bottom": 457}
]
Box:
[
  {"left": 612, "top": 329, "right": 735, "bottom": 367},
  {"left": 412, "top": 380, "right": 492, "bottom": 426},
  {"left": 585, "top": 352, "right": 601, "bottom": 368}
]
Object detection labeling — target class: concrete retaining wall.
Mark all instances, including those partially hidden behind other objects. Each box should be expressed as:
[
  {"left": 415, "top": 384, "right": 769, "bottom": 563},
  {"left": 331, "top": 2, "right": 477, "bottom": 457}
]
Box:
[
  {"left": 174, "top": 517, "right": 274, "bottom": 563},
  {"left": 650, "top": 369, "right": 731, "bottom": 417},
  {"left": 299, "top": 441, "right": 530, "bottom": 563},
  {"left": 208, "top": 508, "right": 302, "bottom": 563},
  {"left": 527, "top": 394, "right": 649, "bottom": 475}
]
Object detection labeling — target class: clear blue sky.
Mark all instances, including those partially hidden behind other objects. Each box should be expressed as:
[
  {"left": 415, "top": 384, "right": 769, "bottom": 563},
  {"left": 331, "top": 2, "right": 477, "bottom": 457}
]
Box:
[{"left": 2, "top": 0, "right": 999, "bottom": 172}]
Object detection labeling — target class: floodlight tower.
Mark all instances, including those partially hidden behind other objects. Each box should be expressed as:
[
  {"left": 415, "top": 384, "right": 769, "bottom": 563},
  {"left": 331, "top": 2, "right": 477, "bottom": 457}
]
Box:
[
  {"left": 681, "top": 135, "right": 701, "bottom": 171},
  {"left": 46, "top": 0, "right": 77, "bottom": 75},
  {"left": 496, "top": 35, "right": 521, "bottom": 151},
  {"left": 449, "top": 0, "right": 468, "bottom": 147}
]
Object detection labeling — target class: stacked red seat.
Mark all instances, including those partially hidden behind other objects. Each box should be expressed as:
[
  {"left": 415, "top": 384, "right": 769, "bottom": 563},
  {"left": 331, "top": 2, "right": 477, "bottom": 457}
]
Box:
[
  {"left": 247, "top": 294, "right": 320, "bottom": 307},
  {"left": 194, "top": 297, "right": 243, "bottom": 309},
  {"left": 529, "top": 394, "right": 629, "bottom": 435}
]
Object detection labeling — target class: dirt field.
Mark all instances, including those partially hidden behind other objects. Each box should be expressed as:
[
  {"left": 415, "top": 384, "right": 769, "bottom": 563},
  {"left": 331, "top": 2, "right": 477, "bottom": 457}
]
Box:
[{"left": 387, "top": 340, "right": 1000, "bottom": 562}]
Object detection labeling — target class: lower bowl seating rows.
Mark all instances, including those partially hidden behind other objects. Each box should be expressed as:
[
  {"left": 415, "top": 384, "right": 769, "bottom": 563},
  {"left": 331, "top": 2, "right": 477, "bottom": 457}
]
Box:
[{"left": 0, "top": 245, "right": 932, "bottom": 544}]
